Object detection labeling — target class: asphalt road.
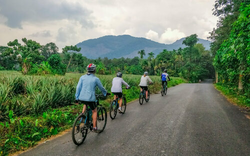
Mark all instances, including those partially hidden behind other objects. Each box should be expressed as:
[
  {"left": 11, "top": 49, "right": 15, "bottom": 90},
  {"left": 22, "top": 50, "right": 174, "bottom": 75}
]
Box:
[{"left": 19, "top": 83, "right": 250, "bottom": 156}]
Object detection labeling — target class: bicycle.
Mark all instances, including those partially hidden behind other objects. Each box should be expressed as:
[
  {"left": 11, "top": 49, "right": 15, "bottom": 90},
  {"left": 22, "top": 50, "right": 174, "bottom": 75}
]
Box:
[
  {"left": 72, "top": 94, "right": 108, "bottom": 145},
  {"left": 109, "top": 88, "right": 129, "bottom": 120},
  {"left": 139, "top": 86, "right": 151, "bottom": 105},
  {"left": 161, "top": 81, "right": 168, "bottom": 96}
]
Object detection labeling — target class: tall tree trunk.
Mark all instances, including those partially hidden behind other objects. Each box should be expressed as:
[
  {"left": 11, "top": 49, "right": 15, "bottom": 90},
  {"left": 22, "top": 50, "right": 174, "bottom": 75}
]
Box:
[
  {"left": 66, "top": 55, "right": 73, "bottom": 72},
  {"left": 238, "top": 74, "right": 243, "bottom": 90}
]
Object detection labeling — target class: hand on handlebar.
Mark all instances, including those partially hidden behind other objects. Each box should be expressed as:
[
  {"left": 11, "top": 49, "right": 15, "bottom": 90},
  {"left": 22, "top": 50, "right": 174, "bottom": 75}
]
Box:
[{"left": 106, "top": 92, "right": 111, "bottom": 96}]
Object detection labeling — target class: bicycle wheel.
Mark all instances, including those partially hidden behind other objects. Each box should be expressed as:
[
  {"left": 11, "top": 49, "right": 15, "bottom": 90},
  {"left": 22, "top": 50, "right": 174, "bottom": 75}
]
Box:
[
  {"left": 121, "top": 97, "right": 127, "bottom": 114},
  {"left": 97, "top": 107, "right": 107, "bottom": 133},
  {"left": 165, "top": 86, "right": 168, "bottom": 95},
  {"left": 110, "top": 100, "right": 117, "bottom": 119},
  {"left": 72, "top": 114, "right": 88, "bottom": 145},
  {"left": 146, "top": 90, "right": 150, "bottom": 102},
  {"left": 139, "top": 92, "right": 144, "bottom": 105},
  {"left": 161, "top": 88, "right": 164, "bottom": 96}
]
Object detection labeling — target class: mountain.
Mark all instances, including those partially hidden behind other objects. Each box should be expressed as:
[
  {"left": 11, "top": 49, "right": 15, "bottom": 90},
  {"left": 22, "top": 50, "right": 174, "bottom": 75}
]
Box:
[{"left": 76, "top": 35, "right": 211, "bottom": 59}]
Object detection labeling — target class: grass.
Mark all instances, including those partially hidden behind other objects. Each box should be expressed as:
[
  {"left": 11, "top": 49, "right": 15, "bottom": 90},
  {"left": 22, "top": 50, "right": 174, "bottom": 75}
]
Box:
[{"left": 214, "top": 83, "right": 250, "bottom": 108}]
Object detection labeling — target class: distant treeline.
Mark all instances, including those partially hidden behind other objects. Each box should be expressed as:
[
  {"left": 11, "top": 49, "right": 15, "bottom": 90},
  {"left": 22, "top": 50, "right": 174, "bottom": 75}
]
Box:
[{"left": 0, "top": 34, "right": 214, "bottom": 82}]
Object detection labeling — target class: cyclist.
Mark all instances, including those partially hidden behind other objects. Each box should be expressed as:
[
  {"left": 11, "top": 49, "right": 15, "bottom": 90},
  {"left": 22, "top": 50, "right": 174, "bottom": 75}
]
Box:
[
  {"left": 161, "top": 69, "right": 171, "bottom": 90},
  {"left": 111, "top": 72, "right": 130, "bottom": 113},
  {"left": 75, "top": 63, "right": 108, "bottom": 133},
  {"left": 139, "top": 71, "right": 153, "bottom": 100}
]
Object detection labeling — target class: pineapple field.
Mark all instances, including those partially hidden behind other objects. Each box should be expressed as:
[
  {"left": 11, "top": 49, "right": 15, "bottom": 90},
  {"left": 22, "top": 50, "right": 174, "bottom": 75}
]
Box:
[{"left": 0, "top": 71, "right": 185, "bottom": 155}]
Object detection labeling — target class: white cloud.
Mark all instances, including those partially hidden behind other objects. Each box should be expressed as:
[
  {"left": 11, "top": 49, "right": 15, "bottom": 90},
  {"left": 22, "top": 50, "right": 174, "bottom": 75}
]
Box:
[
  {"left": 145, "top": 30, "right": 159, "bottom": 42},
  {"left": 160, "top": 28, "right": 186, "bottom": 44}
]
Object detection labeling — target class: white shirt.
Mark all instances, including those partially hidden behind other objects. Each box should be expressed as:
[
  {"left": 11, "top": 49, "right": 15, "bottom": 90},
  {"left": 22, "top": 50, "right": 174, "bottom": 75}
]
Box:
[
  {"left": 139, "top": 75, "right": 153, "bottom": 86},
  {"left": 111, "top": 77, "right": 129, "bottom": 93}
]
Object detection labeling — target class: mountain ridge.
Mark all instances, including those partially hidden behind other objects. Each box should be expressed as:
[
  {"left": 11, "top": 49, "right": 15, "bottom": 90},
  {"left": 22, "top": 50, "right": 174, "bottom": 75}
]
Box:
[{"left": 76, "top": 35, "right": 211, "bottom": 59}]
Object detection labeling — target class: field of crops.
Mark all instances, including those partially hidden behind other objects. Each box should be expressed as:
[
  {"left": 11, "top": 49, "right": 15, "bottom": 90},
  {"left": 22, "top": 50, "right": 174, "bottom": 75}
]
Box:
[{"left": 0, "top": 71, "right": 185, "bottom": 155}]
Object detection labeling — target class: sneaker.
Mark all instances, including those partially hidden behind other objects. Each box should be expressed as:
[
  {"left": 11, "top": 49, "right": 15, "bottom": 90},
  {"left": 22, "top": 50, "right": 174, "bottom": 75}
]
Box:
[
  {"left": 118, "top": 108, "right": 122, "bottom": 113},
  {"left": 92, "top": 128, "right": 101, "bottom": 133}
]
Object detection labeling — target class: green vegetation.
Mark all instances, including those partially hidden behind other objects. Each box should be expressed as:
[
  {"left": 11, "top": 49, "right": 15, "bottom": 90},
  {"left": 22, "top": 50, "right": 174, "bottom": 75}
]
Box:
[
  {"left": 211, "top": 2, "right": 250, "bottom": 107},
  {"left": 215, "top": 83, "right": 250, "bottom": 107},
  {"left": 0, "top": 71, "right": 185, "bottom": 155}
]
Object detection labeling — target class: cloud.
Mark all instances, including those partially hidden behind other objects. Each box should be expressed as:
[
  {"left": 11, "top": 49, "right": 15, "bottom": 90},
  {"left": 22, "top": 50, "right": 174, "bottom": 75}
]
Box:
[
  {"left": 160, "top": 28, "right": 186, "bottom": 44},
  {"left": 0, "top": 0, "right": 94, "bottom": 28},
  {"left": 30, "top": 30, "right": 51, "bottom": 38},
  {"left": 145, "top": 30, "right": 159, "bottom": 42}
]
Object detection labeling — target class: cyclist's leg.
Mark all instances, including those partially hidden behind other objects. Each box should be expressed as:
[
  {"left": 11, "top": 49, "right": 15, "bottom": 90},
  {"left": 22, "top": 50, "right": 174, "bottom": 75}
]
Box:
[
  {"left": 145, "top": 87, "right": 148, "bottom": 99},
  {"left": 118, "top": 93, "right": 123, "bottom": 111},
  {"left": 81, "top": 104, "right": 86, "bottom": 113},
  {"left": 92, "top": 107, "right": 97, "bottom": 128}
]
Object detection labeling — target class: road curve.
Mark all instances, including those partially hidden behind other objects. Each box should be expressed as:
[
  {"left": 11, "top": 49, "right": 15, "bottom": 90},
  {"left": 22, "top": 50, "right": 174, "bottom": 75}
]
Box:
[{"left": 19, "top": 83, "right": 250, "bottom": 156}]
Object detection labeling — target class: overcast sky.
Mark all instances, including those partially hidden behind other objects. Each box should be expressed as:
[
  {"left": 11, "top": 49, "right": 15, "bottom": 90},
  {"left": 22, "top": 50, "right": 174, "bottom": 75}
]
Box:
[{"left": 0, "top": 0, "right": 218, "bottom": 49}]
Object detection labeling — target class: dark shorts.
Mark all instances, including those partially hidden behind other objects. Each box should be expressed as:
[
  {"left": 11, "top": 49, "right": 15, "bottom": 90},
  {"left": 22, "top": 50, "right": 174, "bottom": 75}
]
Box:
[
  {"left": 79, "top": 101, "right": 97, "bottom": 110},
  {"left": 162, "top": 81, "right": 167, "bottom": 86},
  {"left": 140, "top": 86, "right": 148, "bottom": 91},
  {"left": 112, "top": 92, "right": 123, "bottom": 98}
]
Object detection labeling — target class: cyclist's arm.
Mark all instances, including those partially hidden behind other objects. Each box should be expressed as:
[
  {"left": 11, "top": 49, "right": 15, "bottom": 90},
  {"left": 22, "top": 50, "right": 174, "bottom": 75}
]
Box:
[
  {"left": 96, "top": 78, "right": 107, "bottom": 96},
  {"left": 168, "top": 76, "right": 171, "bottom": 81},
  {"left": 75, "top": 77, "right": 83, "bottom": 100},
  {"left": 121, "top": 78, "right": 129, "bottom": 88},
  {"left": 148, "top": 76, "right": 153, "bottom": 83}
]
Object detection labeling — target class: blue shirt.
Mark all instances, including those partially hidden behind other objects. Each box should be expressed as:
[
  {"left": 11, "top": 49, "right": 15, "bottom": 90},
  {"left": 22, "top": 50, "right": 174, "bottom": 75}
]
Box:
[{"left": 75, "top": 74, "right": 107, "bottom": 102}]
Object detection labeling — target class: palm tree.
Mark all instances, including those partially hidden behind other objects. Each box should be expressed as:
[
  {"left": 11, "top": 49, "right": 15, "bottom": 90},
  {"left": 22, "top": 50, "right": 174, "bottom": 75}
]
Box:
[
  {"left": 148, "top": 52, "right": 155, "bottom": 61},
  {"left": 138, "top": 50, "right": 145, "bottom": 59}
]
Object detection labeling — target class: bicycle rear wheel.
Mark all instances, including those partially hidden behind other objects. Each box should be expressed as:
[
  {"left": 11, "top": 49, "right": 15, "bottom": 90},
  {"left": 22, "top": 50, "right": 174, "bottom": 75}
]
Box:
[
  {"left": 121, "top": 97, "right": 127, "bottom": 114},
  {"left": 165, "top": 86, "right": 168, "bottom": 95},
  {"left": 97, "top": 107, "right": 107, "bottom": 133},
  {"left": 146, "top": 90, "right": 150, "bottom": 102},
  {"left": 110, "top": 100, "right": 117, "bottom": 119},
  {"left": 72, "top": 114, "right": 88, "bottom": 145},
  {"left": 161, "top": 88, "right": 164, "bottom": 96},
  {"left": 139, "top": 92, "right": 144, "bottom": 105}
]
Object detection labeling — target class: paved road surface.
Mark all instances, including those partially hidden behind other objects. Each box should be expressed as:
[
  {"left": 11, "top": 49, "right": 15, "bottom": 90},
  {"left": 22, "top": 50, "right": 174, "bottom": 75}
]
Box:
[{"left": 19, "top": 83, "right": 250, "bottom": 156}]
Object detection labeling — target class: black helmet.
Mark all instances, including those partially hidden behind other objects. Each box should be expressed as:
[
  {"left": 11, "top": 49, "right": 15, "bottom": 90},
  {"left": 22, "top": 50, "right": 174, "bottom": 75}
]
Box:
[
  {"left": 87, "top": 63, "right": 96, "bottom": 72},
  {"left": 117, "top": 72, "right": 122, "bottom": 77},
  {"left": 144, "top": 71, "right": 148, "bottom": 76},
  {"left": 164, "top": 69, "right": 167, "bottom": 72}
]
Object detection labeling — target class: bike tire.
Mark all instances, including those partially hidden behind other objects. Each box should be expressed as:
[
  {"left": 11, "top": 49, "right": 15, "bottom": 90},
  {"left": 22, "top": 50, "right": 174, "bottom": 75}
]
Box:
[
  {"left": 72, "top": 114, "right": 88, "bottom": 145},
  {"left": 139, "top": 92, "right": 144, "bottom": 105},
  {"left": 97, "top": 107, "right": 107, "bottom": 133},
  {"left": 146, "top": 90, "right": 150, "bottom": 102},
  {"left": 110, "top": 100, "right": 117, "bottom": 119},
  {"left": 121, "top": 97, "right": 127, "bottom": 114},
  {"left": 161, "top": 89, "right": 164, "bottom": 96},
  {"left": 165, "top": 86, "right": 167, "bottom": 95}
]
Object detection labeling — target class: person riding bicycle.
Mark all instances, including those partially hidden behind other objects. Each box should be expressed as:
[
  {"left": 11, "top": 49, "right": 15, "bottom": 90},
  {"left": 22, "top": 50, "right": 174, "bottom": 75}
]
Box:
[
  {"left": 75, "top": 63, "right": 108, "bottom": 133},
  {"left": 161, "top": 69, "right": 170, "bottom": 90},
  {"left": 139, "top": 71, "right": 153, "bottom": 100},
  {"left": 111, "top": 72, "right": 130, "bottom": 113}
]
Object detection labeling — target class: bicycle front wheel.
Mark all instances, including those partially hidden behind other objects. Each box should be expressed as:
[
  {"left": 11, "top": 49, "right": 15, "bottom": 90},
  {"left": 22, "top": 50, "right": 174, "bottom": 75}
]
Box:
[
  {"left": 97, "top": 107, "right": 107, "bottom": 133},
  {"left": 121, "top": 97, "right": 127, "bottom": 114},
  {"left": 110, "top": 100, "right": 117, "bottom": 119},
  {"left": 139, "top": 92, "right": 144, "bottom": 105},
  {"left": 72, "top": 114, "right": 88, "bottom": 145}
]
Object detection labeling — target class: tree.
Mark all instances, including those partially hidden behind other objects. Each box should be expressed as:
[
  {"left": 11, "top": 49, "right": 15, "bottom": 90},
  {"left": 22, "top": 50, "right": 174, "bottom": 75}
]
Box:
[
  {"left": 138, "top": 50, "right": 145, "bottom": 59},
  {"left": 41, "top": 42, "right": 59, "bottom": 60},
  {"left": 7, "top": 38, "right": 44, "bottom": 74},
  {"left": 62, "top": 45, "right": 81, "bottom": 72}
]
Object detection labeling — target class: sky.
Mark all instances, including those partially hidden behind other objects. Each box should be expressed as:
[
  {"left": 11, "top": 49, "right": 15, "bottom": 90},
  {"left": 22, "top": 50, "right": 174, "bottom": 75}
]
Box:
[{"left": 0, "top": 0, "right": 218, "bottom": 50}]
